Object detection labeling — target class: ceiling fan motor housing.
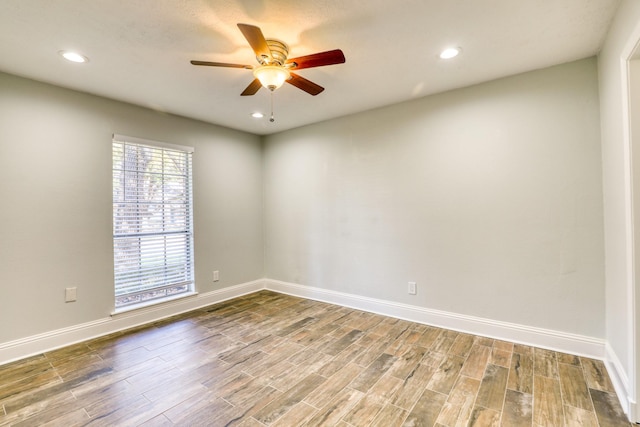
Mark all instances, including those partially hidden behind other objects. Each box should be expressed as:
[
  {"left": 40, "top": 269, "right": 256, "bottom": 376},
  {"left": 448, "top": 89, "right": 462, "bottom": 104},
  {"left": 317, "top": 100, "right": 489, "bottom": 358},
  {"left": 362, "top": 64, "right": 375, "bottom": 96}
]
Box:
[{"left": 260, "top": 39, "right": 289, "bottom": 66}]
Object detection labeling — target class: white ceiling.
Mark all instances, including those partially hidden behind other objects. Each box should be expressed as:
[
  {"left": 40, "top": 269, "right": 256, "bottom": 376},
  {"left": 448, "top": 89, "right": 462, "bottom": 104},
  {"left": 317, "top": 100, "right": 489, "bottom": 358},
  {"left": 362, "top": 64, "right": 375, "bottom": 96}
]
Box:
[{"left": 0, "top": 0, "right": 621, "bottom": 136}]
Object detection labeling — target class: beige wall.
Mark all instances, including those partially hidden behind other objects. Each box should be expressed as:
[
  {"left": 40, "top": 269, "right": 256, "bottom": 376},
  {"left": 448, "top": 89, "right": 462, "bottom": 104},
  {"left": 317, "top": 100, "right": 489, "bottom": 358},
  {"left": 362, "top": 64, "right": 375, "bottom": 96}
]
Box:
[
  {"left": 0, "top": 71, "right": 264, "bottom": 343},
  {"left": 0, "top": 56, "right": 608, "bottom": 369},
  {"left": 264, "top": 58, "right": 605, "bottom": 337}
]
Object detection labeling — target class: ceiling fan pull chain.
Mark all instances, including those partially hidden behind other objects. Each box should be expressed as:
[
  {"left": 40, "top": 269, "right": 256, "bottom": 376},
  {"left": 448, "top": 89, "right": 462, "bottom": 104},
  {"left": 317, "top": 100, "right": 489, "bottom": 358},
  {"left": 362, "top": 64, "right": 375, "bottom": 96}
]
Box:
[{"left": 270, "top": 91, "right": 275, "bottom": 123}]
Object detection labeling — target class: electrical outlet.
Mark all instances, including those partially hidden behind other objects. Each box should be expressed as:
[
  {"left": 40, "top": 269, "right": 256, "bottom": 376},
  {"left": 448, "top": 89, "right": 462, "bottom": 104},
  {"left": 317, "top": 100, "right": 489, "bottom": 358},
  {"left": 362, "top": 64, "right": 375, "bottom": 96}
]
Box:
[
  {"left": 65, "top": 287, "right": 77, "bottom": 302},
  {"left": 213, "top": 270, "right": 219, "bottom": 282},
  {"left": 408, "top": 281, "right": 417, "bottom": 295}
]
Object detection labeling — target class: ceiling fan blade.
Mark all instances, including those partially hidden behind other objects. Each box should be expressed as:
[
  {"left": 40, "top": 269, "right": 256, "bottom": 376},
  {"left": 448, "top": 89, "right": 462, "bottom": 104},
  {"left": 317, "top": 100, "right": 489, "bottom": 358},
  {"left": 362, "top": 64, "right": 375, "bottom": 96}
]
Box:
[
  {"left": 286, "top": 49, "right": 345, "bottom": 70},
  {"left": 237, "top": 23, "right": 272, "bottom": 61},
  {"left": 287, "top": 72, "right": 325, "bottom": 96},
  {"left": 241, "top": 78, "right": 263, "bottom": 96},
  {"left": 190, "top": 60, "right": 253, "bottom": 69}
]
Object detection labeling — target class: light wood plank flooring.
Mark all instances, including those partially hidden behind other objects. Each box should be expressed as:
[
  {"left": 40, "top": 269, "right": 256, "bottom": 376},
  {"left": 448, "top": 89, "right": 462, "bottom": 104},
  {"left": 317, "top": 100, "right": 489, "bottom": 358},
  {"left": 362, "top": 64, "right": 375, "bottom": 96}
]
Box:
[{"left": 0, "top": 290, "right": 631, "bottom": 426}]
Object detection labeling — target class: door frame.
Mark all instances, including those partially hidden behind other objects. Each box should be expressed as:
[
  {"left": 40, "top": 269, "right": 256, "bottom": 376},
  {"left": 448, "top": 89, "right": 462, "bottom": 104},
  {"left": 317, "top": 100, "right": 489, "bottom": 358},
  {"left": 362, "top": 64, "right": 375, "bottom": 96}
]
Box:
[{"left": 620, "top": 19, "right": 640, "bottom": 424}]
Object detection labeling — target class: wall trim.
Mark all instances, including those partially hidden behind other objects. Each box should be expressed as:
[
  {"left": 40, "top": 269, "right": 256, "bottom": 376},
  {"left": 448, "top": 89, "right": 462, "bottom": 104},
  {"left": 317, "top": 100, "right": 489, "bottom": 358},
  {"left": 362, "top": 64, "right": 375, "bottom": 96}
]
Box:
[
  {"left": 265, "top": 279, "right": 606, "bottom": 359},
  {"left": 617, "top": 15, "right": 640, "bottom": 422},
  {"left": 606, "top": 341, "right": 634, "bottom": 418},
  {"left": 0, "top": 279, "right": 265, "bottom": 366}
]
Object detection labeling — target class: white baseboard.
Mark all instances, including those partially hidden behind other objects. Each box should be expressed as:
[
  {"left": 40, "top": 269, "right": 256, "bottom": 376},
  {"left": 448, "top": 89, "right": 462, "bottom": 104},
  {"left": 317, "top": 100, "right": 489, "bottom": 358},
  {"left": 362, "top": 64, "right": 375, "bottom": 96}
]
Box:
[
  {"left": 265, "top": 279, "right": 606, "bottom": 359},
  {"left": 0, "top": 278, "right": 609, "bottom": 368},
  {"left": 604, "top": 342, "right": 634, "bottom": 418},
  {"left": 0, "top": 279, "right": 265, "bottom": 366}
]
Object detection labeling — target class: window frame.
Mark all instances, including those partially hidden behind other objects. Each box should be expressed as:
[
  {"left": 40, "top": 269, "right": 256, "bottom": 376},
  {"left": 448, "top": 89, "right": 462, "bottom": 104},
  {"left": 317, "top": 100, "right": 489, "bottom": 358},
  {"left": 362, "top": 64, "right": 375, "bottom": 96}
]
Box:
[{"left": 111, "top": 134, "right": 195, "bottom": 312}]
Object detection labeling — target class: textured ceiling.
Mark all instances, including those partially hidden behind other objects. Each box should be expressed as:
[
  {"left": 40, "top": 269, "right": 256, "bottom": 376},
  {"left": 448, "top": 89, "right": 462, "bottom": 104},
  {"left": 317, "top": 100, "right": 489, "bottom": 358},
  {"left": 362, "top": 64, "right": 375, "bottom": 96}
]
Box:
[{"left": 0, "top": 0, "right": 621, "bottom": 135}]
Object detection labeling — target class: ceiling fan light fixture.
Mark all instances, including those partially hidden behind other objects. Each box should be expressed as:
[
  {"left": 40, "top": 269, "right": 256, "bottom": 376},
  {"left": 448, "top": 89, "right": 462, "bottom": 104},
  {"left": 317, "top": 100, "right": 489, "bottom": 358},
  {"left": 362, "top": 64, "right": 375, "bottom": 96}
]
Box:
[{"left": 253, "top": 65, "right": 290, "bottom": 91}]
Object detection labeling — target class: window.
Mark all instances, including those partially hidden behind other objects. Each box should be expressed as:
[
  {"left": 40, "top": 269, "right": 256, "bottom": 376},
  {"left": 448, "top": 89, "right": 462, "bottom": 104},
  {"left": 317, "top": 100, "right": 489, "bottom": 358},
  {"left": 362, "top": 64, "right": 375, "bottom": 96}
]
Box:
[{"left": 112, "top": 134, "right": 194, "bottom": 309}]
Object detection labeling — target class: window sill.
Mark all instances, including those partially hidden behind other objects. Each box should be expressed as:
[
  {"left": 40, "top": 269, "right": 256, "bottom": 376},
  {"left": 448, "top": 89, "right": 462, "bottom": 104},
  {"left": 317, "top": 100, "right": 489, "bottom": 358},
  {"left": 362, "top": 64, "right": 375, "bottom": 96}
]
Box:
[{"left": 111, "top": 291, "right": 198, "bottom": 317}]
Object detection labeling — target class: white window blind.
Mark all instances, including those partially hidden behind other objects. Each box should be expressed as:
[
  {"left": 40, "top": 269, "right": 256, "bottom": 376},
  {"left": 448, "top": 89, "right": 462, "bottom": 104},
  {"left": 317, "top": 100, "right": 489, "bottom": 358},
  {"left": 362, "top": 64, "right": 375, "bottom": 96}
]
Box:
[{"left": 112, "top": 134, "right": 194, "bottom": 308}]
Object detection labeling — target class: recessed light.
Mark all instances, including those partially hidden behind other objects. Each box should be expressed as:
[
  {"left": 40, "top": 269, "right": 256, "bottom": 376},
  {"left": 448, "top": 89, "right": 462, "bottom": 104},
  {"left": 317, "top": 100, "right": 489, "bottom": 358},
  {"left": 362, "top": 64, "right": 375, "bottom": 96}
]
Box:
[
  {"left": 439, "top": 47, "right": 461, "bottom": 59},
  {"left": 251, "top": 112, "right": 264, "bottom": 118},
  {"left": 59, "top": 50, "right": 88, "bottom": 63}
]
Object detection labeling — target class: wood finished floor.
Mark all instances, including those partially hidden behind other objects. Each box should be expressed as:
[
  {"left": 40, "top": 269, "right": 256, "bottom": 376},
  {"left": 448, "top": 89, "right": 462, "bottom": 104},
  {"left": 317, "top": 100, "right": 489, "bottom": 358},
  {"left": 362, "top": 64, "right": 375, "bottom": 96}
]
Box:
[{"left": 0, "top": 291, "right": 631, "bottom": 426}]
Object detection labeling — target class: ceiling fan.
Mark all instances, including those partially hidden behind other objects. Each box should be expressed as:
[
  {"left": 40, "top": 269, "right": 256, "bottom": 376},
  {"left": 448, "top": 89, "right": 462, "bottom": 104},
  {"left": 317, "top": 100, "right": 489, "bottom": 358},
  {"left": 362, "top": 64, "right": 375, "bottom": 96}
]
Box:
[{"left": 191, "top": 23, "right": 346, "bottom": 96}]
